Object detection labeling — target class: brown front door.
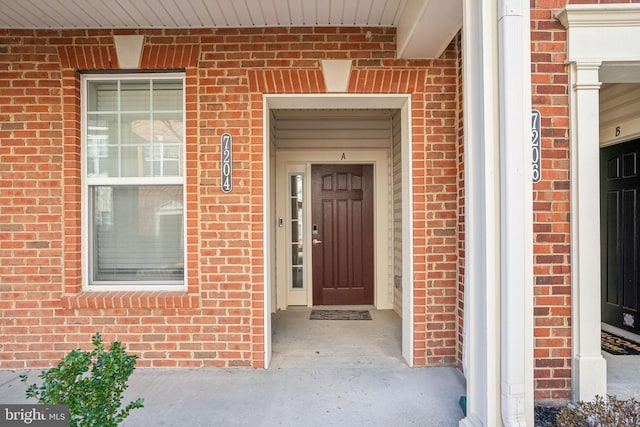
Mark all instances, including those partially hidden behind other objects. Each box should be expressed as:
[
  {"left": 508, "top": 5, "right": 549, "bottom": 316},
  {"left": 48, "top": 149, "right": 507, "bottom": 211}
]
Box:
[{"left": 311, "top": 164, "right": 374, "bottom": 305}]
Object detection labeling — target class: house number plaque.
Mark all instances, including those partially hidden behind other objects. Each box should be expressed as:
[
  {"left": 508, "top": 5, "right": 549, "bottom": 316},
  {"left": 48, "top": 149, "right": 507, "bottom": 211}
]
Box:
[
  {"left": 531, "top": 109, "right": 541, "bottom": 183},
  {"left": 221, "top": 133, "right": 232, "bottom": 193}
]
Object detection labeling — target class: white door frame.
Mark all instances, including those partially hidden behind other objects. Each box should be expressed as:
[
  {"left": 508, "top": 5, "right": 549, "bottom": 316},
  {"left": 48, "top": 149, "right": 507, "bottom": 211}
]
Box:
[
  {"left": 263, "top": 94, "right": 414, "bottom": 368},
  {"left": 274, "top": 152, "right": 391, "bottom": 310},
  {"left": 558, "top": 3, "right": 640, "bottom": 402}
]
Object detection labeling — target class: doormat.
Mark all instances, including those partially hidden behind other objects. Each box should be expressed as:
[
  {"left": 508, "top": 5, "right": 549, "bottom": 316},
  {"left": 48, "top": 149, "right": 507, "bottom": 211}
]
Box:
[
  {"left": 310, "top": 310, "right": 372, "bottom": 320},
  {"left": 601, "top": 331, "right": 640, "bottom": 355}
]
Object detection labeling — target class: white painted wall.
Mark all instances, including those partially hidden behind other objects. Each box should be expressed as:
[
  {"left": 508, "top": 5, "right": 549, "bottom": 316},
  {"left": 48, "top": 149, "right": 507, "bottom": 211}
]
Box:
[
  {"left": 600, "top": 83, "right": 640, "bottom": 146},
  {"left": 271, "top": 110, "right": 395, "bottom": 310},
  {"left": 272, "top": 111, "right": 393, "bottom": 148},
  {"left": 392, "top": 111, "right": 403, "bottom": 316}
]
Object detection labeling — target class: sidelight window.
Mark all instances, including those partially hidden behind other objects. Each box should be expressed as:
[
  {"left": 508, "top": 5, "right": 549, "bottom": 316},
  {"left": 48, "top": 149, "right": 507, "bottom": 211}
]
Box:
[{"left": 289, "top": 174, "right": 305, "bottom": 290}]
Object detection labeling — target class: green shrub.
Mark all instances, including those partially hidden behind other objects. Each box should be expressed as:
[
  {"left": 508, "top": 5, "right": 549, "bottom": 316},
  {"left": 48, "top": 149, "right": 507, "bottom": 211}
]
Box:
[
  {"left": 556, "top": 395, "right": 640, "bottom": 426},
  {"left": 20, "top": 333, "right": 144, "bottom": 427}
]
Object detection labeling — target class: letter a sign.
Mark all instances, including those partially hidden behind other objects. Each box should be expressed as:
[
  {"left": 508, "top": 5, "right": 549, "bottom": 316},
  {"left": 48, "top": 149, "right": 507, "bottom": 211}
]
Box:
[{"left": 221, "top": 133, "right": 232, "bottom": 193}]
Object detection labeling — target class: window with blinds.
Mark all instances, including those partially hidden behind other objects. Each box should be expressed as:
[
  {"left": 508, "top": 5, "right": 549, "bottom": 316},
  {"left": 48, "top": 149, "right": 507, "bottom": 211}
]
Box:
[{"left": 84, "top": 75, "right": 185, "bottom": 288}]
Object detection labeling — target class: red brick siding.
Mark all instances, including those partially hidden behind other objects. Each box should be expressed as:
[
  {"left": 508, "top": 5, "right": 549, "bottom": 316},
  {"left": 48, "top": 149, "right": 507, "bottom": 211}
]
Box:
[
  {"left": 531, "top": 0, "right": 609, "bottom": 403},
  {"left": 455, "top": 32, "right": 465, "bottom": 369},
  {"left": 531, "top": 0, "right": 637, "bottom": 404},
  {"left": 401, "top": 47, "right": 460, "bottom": 366},
  {"left": 531, "top": 0, "right": 574, "bottom": 403},
  {"left": 0, "top": 27, "right": 461, "bottom": 369},
  {"left": 569, "top": 0, "right": 640, "bottom": 4},
  {"left": 1, "top": 29, "right": 67, "bottom": 368}
]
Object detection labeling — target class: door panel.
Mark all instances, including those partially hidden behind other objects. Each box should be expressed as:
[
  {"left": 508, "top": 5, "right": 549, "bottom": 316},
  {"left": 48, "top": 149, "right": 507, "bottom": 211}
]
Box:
[
  {"left": 601, "top": 139, "right": 640, "bottom": 332},
  {"left": 312, "top": 164, "right": 374, "bottom": 305}
]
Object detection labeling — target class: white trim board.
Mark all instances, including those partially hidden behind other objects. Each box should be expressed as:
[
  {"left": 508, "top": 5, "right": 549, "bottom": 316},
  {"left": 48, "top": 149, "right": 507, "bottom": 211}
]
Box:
[{"left": 262, "top": 94, "right": 413, "bottom": 368}]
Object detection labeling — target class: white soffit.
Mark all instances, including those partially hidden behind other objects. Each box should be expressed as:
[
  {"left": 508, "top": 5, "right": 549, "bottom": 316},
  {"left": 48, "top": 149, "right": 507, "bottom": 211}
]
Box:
[
  {"left": 0, "top": 0, "right": 461, "bottom": 59},
  {"left": 397, "top": 0, "right": 462, "bottom": 59},
  {"left": 600, "top": 62, "right": 640, "bottom": 84}
]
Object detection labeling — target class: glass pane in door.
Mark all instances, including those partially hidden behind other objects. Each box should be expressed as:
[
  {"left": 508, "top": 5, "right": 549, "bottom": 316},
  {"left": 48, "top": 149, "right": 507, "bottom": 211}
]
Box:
[{"left": 289, "top": 174, "right": 304, "bottom": 289}]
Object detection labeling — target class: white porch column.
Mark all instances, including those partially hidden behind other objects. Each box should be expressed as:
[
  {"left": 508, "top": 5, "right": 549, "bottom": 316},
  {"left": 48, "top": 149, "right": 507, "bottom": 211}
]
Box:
[
  {"left": 461, "top": 1, "right": 534, "bottom": 425},
  {"left": 460, "top": 0, "right": 501, "bottom": 425},
  {"left": 558, "top": 3, "right": 640, "bottom": 404},
  {"left": 569, "top": 61, "right": 607, "bottom": 401}
]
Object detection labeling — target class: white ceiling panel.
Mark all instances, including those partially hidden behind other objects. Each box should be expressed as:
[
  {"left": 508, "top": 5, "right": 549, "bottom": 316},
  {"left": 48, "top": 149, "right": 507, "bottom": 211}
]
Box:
[
  {"left": 202, "top": 0, "right": 228, "bottom": 26},
  {"left": 156, "top": 0, "right": 190, "bottom": 27},
  {"left": 330, "top": 2, "right": 346, "bottom": 25},
  {"left": 258, "top": 1, "right": 279, "bottom": 26},
  {"left": 0, "top": 0, "right": 408, "bottom": 28},
  {"left": 354, "top": 1, "right": 375, "bottom": 24},
  {"left": 0, "top": 0, "right": 462, "bottom": 58},
  {"left": 114, "top": 1, "right": 153, "bottom": 27},
  {"left": 0, "top": 3, "right": 37, "bottom": 27}
]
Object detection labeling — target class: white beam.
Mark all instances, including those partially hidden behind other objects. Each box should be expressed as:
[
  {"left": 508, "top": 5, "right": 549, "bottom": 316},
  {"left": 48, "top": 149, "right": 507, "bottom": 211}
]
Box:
[{"left": 397, "top": 0, "right": 463, "bottom": 59}]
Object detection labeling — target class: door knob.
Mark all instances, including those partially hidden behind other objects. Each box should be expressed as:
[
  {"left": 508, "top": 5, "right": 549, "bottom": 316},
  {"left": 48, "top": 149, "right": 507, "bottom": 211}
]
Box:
[{"left": 312, "top": 239, "right": 323, "bottom": 245}]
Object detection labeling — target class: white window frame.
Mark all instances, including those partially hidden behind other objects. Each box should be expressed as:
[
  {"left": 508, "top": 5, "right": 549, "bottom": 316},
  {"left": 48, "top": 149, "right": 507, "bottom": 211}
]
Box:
[{"left": 81, "top": 72, "right": 187, "bottom": 291}]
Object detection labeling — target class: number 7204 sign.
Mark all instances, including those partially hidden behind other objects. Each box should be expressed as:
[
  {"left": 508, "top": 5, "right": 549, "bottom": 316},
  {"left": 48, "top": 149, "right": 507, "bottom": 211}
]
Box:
[{"left": 221, "top": 133, "right": 232, "bottom": 193}]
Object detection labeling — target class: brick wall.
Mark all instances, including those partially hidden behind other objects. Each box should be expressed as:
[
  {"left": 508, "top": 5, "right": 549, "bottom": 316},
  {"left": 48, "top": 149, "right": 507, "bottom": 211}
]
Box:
[
  {"left": 0, "top": 27, "right": 461, "bottom": 369},
  {"left": 5, "top": 1, "right": 624, "bottom": 405},
  {"left": 530, "top": 0, "right": 619, "bottom": 403},
  {"left": 529, "top": 0, "right": 640, "bottom": 405},
  {"left": 531, "top": 0, "right": 574, "bottom": 404},
  {"left": 530, "top": 0, "right": 638, "bottom": 405},
  {"left": 455, "top": 32, "right": 465, "bottom": 369},
  {"left": 415, "top": 40, "right": 460, "bottom": 366}
]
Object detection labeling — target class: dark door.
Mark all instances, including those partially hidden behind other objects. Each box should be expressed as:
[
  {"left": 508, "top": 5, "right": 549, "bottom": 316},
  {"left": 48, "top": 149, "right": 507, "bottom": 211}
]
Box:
[
  {"left": 311, "top": 164, "right": 374, "bottom": 305},
  {"left": 601, "top": 139, "right": 640, "bottom": 333}
]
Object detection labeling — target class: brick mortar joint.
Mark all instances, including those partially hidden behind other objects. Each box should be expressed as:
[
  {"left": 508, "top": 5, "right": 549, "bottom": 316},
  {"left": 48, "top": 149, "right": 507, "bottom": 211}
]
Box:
[{"left": 60, "top": 292, "right": 200, "bottom": 309}]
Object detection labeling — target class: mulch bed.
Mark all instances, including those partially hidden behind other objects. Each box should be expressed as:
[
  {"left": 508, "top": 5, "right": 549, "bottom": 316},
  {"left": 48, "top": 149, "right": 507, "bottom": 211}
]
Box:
[{"left": 535, "top": 406, "right": 562, "bottom": 426}]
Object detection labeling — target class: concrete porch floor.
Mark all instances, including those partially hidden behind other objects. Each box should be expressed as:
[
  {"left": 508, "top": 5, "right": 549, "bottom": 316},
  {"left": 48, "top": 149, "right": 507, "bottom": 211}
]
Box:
[
  {"left": 0, "top": 309, "right": 467, "bottom": 426},
  {"left": 604, "top": 353, "right": 640, "bottom": 399},
  {"left": 269, "top": 307, "right": 409, "bottom": 368}
]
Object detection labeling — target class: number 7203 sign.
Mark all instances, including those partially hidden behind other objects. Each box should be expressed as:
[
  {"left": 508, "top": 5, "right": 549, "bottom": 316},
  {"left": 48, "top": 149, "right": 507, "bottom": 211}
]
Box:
[{"left": 221, "top": 133, "right": 232, "bottom": 193}]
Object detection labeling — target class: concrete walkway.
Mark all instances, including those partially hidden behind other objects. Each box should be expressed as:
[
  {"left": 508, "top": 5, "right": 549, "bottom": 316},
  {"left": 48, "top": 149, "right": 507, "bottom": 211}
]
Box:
[
  {"left": 0, "top": 310, "right": 467, "bottom": 426},
  {"left": 0, "top": 366, "right": 466, "bottom": 426},
  {"left": 4, "top": 310, "right": 640, "bottom": 426}
]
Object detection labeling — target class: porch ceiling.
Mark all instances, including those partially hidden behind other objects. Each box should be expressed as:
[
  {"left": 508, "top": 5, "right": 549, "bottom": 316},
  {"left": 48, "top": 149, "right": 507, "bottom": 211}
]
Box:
[{"left": 0, "top": 0, "right": 461, "bottom": 59}]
